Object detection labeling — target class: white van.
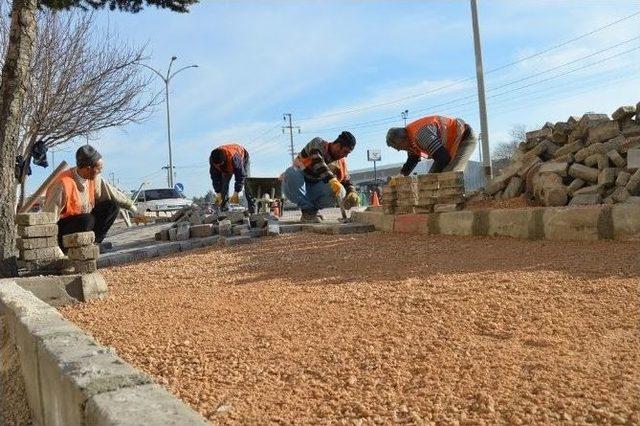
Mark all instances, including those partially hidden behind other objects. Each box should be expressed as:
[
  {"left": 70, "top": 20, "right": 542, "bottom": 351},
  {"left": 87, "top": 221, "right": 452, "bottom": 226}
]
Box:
[{"left": 135, "top": 188, "right": 193, "bottom": 213}]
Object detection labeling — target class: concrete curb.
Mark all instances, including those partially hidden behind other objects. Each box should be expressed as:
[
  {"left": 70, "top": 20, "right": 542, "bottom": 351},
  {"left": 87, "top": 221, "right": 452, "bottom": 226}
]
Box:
[
  {"left": 0, "top": 281, "right": 208, "bottom": 426},
  {"left": 352, "top": 204, "right": 640, "bottom": 241}
]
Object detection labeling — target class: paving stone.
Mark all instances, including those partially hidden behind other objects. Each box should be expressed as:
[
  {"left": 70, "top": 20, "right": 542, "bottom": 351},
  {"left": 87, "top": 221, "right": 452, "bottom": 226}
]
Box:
[
  {"left": 486, "top": 208, "right": 544, "bottom": 240},
  {"left": 278, "top": 224, "right": 303, "bottom": 234},
  {"left": 586, "top": 121, "right": 620, "bottom": 145},
  {"left": 17, "top": 236, "right": 57, "bottom": 250},
  {"left": 232, "top": 224, "right": 250, "bottom": 236},
  {"left": 20, "top": 246, "right": 62, "bottom": 261},
  {"left": 622, "top": 121, "right": 640, "bottom": 137},
  {"left": 219, "top": 236, "right": 253, "bottom": 246},
  {"left": 351, "top": 212, "right": 395, "bottom": 232},
  {"left": 569, "top": 193, "right": 602, "bottom": 206},
  {"left": 543, "top": 206, "right": 612, "bottom": 241},
  {"left": 612, "top": 203, "right": 640, "bottom": 240},
  {"left": 628, "top": 148, "right": 640, "bottom": 170},
  {"left": 502, "top": 176, "right": 523, "bottom": 199},
  {"left": 525, "top": 127, "right": 552, "bottom": 143},
  {"left": 611, "top": 187, "right": 630, "bottom": 203},
  {"left": 612, "top": 105, "right": 636, "bottom": 121},
  {"left": 85, "top": 384, "right": 209, "bottom": 426},
  {"left": 189, "top": 224, "right": 213, "bottom": 238},
  {"left": 539, "top": 162, "right": 568, "bottom": 177},
  {"left": 15, "top": 212, "right": 58, "bottom": 226},
  {"left": 567, "top": 178, "right": 585, "bottom": 195},
  {"left": 553, "top": 140, "right": 583, "bottom": 158},
  {"left": 19, "top": 224, "right": 58, "bottom": 238},
  {"left": 393, "top": 214, "right": 430, "bottom": 234},
  {"left": 62, "top": 232, "right": 95, "bottom": 248},
  {"left": 625, "top": 169, "right": 640, "bottom": 195},
  {"left": 598, "top": 168, "right": 616, "bottom": 188},
  {"left": 73, "top": 260, "right": 97, "bottom": 274},
  {"left": 218, "top": 219, "right": 232, "bottom": 236},
  {"left": 436, "top": 211, "right": 475, "bottom": 236},
  {"left": 597, "top": 154, "right": 610, "bottom": 170},
  {"left": 574, "top": 142, "right": 605, "bottom": 163},
  {"left": 304, "top": 223, "right": 375, "bottom": 235},
  {"left": 67, "top": 245, "right": 99, "bottom": 261},
  {"left": 552, "top": 121, "right": 571, "bottom": 145},
  {"left": 616, "top": 171, "right": 631, "bottom": 187},
  {"left": 573, "top": 185, "right": 601, "bottom": 195},
  {"left": 607, "top": 150, "right": 626, "bottom": 168},
  {"left": 569, "top": 164, "right": 599, "bottom": 182}
]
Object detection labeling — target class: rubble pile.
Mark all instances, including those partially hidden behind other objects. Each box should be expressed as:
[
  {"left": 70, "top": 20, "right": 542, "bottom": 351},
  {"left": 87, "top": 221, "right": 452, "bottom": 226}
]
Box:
[
  {"left": 16, "top": 212, "right": 64, "bottom": 274},
  {"left": 484, "top": 103, "right": 640, "bottom": 206},
  {"left": 155, "top": 206, "right": 278, "bottom": 242}
]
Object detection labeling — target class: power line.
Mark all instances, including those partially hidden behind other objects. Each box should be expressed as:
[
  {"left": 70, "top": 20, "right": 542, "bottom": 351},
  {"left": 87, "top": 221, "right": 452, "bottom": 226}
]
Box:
[{"left": 296, "top": 10, "right": 640, "bottom": 122}]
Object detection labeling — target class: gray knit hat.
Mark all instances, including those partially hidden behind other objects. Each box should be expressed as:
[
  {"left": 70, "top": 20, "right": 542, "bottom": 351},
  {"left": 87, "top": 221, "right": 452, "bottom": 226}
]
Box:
[{"left": 76, "top": 145, "right": 102, "bottom": 168}]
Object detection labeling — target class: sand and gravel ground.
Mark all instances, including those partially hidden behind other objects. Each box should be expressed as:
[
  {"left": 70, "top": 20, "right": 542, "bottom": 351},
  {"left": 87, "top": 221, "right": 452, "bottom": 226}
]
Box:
[{"left": 62, "top": 233, "right": 640, "bottom": 425}]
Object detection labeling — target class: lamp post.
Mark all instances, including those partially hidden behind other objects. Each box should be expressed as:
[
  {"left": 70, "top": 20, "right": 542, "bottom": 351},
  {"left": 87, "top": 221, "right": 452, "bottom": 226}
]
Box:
[
  {"left": 401, "top": 109, "right": 409, "bottom": 126},
  {"left": 139, "top": 57, "right": 198, "bottom": 188}
]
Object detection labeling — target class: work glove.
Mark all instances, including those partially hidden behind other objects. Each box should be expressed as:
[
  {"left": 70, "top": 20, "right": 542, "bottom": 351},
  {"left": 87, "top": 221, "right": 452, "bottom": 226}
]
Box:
[
  {"left": 214, "top": 194, "right": 222, "bottom": 206},
  {"left": 343, "top": 191, "right": 360, "bottom": 210},
  {"left": 388, "top": 174, "right": 403, "bottom": 187},
  {"left": 229, "top": 192, "right": 240, "bottom": 204},
  {"left": 328, "top": 177, "right": 346, "bottom": 199}
]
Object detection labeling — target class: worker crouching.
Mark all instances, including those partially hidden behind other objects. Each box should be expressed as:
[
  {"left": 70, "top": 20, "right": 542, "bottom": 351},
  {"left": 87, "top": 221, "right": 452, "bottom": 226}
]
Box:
[{"left": 281, "top": 131, "right": 360, "bottom": 223}]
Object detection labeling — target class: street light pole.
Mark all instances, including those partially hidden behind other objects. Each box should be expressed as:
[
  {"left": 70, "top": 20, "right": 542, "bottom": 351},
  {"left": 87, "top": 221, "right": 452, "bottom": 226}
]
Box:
[
  {"left": 139, "top": 57, "right": 198, "bottom": 188},
  {"left": 401, "top": 109, "right": 409, "bottom": 126}
]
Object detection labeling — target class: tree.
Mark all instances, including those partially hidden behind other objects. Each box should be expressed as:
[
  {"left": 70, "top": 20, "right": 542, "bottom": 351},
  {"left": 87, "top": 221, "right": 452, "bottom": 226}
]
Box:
[
  {"left": 192, "top": 190, "right": 214, "bottom": 205},
  {"left": 0, "top": 0, "right": 197, "bottom": 277},
  {"left": 491, "top": 124, "right": 526, "bottom": 173},
  {"left": 6, "top": 11, "right": 158, "bottom": 205}
]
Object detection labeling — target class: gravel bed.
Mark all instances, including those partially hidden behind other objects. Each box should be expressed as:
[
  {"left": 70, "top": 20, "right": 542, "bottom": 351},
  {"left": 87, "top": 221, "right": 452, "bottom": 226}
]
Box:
[{"left": 62, "top": 233, "right": 639, "bottom": 424}]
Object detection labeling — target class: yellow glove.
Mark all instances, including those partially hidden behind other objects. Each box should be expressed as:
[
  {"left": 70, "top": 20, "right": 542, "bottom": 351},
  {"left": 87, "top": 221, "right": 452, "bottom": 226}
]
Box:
[
  {"left": 328, "top": 178, "right": 345, "bottom": 197},
  {"left": 343, "top": 191, "right": 360, "bottom": 210},
  {"left": 388, "top": 174, "right": 402, "bottom": 187},
  {"left": 214, "top": 194, "right": 222, "bottom": 206},
  {"left": 229, "top": 192, "right": 240, "bottom": 204}
]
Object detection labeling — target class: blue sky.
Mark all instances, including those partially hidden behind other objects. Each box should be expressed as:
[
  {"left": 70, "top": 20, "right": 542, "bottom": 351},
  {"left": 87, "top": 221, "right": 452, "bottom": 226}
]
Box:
[{"left": 28, "top": 0, "right": 640, "bottom": 197}]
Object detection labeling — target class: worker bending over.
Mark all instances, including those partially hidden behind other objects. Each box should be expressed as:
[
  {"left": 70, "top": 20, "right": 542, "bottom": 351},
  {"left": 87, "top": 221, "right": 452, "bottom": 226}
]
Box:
[
  {"left": 386, "top": 115, "right": 477, "bottom": 176},
  {"left": 44, "top": 145, "right": 137, "bottom": 249},
  {"left": 209, "top": 143, "right": 255, "bottom": 213},
  {"left": 281, "top": 131, "right": 359, "bottom": 223}
]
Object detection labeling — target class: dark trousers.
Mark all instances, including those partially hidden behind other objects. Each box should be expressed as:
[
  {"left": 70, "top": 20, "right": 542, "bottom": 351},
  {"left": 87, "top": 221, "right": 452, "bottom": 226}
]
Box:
[{"left": 57, "top": 200, "right": 119, "bottom": 246}]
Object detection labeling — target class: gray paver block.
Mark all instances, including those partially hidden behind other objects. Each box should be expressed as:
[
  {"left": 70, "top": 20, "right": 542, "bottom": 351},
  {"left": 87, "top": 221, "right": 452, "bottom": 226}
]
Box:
[
  {"left": 303, "top": 223, "right": 375, "bottom": 235},
  {"left": 189, "top": 224, "right": 213, "bottom": 238},
  {"left": 542, "top": 206, "right": 612, "bottom": 241},
  {"left": 569, "top": 193, "right": 602, "bottom": 206},
  {"left": 569, "top": 164, "right": 599, "bottom": 182},
  {"left": 17, "top": 236, "right": 57, "bottom": 250},
  {"left": 436, "top": 211, "right": 475, "bottom": 236},
  {"left": 20, "top": 246, "right": 62, "bottom": 261},
  {"left": 486, "top": 208, "right": 543, "bottom": 240},
  {"left": 350, "top": 211, "right": 395, "bottom": 232},
  {"left": 628, "top": 148, "right": 640, "bottom": 170},
  {"left": 219, "top": 236, "right": 253, "bottom": 246},
  {"left": 62, "top": 232, "right": 95, "bottom": 248},
  {"left": 611, "top": 203, "right": 640, "bottom": 241},
  {"left": 78, "top": 273, "right": 108, "bottom": 301},
  {"left": 73, "top": 260, "right": 97, "bottom": 274},
  {"left": 67, "top": 245, "right": 99, "bottom": 261},
  {"left": 15, "top": 212, "right": 58, "bottom": 226},
  {"left": 19, "top": 224, "right": 58, "bottom": 238},
  {"left": 38, "top": 332, "right": 152, "bottom": 425},
  {"left": 85, "top": 384, "right": 209, "bottom": 426}
]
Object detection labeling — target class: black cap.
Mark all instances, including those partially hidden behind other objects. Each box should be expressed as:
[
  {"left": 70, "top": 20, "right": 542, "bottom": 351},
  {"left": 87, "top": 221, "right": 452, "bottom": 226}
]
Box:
[
  {"left": 76, "top": 145, "right": 102, "bottom": 168},
  {"left": 210, "top": 148, "right": 224, "bottom": 165},
  {"left": 336, "top": 131, "right": 356, "bottom": 149}
]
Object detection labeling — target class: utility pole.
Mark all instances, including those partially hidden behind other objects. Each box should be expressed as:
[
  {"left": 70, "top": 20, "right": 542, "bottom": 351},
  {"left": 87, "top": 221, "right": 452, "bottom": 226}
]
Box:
[
  {"left": 282, "top": 113, "right": 300, "bottom": 163},
  {"left": 401, "top": 109, "right": 409, "bottom": 126},
  {"left": 470, "top": 0, "right": 492, "bottom": 181}
]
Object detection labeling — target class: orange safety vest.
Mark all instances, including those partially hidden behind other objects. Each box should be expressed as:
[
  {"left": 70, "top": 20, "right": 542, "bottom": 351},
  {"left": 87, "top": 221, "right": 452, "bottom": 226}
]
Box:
[
  {"left": 213, "top": 144, "right": 247, "bottom": 174},
  {"left": 51, "top": 169, "right": 96, "bottom": 219},
  {"left": 405, "top": 115, "right": 467, "bottom": 159},
  {"left": 296, "top": 142, "right": 349, "bottom": 183}
]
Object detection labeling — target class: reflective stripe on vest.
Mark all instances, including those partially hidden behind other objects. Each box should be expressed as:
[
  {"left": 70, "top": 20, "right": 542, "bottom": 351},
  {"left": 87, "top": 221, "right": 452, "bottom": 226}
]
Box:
[
  {"left": 52, "top": 169, "right": 96, "bottom": 219},
  {"left": 405, "top": 115, "right": 467, "bottom": 159},
  {"left": 213, "top": 144, "right": 247, "bottom": 174}
]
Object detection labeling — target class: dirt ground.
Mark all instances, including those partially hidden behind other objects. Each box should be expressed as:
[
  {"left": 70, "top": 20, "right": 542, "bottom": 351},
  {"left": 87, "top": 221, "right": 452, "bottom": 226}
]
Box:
[
  {"left": 1, "top": 317, "right": 33, "bottom": 425},
  {"left": 62, "top": 233, "right": 640, "bottom": 425}
]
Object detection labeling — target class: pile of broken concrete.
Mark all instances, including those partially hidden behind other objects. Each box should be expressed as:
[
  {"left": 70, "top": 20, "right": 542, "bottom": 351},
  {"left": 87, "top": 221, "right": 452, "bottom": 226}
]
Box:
[
  {"left": 155, "top": 206, "right": 277, "bottom": 242},
  {"left": 484, "top": 103, "right": 640, "bottom": 207}
]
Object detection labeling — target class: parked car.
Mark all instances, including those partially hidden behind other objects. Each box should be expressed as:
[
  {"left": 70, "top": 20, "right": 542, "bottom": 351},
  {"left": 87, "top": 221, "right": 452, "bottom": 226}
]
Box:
[{"left": 135, "top": 188, "right": 193, "bottom": 213}]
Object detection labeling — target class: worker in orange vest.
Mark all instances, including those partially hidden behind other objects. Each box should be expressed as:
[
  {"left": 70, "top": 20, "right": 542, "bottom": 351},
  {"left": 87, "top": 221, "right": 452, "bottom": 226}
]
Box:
[
  {"left": 281, "top": 131, "right": 359, "bottom": 223},
  {"left": 209, "top": 143, "right": 255, "bottom": 213},
  {"left": 44, "top": 145, "right": 137, "bottom": 250},
  {"left": 386, "top": 115, "right": 477, "bottom": 177}
]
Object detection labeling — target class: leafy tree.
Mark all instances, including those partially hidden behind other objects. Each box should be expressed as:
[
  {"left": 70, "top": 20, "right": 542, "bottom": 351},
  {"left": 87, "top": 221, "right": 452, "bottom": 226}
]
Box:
[{"left": 0, "top": 0, "right": 198, "bottom": 277}]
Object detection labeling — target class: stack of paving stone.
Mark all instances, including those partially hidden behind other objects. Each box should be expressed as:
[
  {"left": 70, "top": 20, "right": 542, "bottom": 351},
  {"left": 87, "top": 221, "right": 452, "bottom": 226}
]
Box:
[
  {"left": 483, "top": 103, "right": 640, "bottom": 206},
  {"left": 394, "top": 176, "right": 418, "bottom": 214},
  {"left": 416, "top": 171, "right": 466, "bottom": 213},
  {"left": 156, "top": 210, "right": 276, "bottom": 241},
  {"left": 16, "top": 212, "right": 63, "bottom": 274},
  {"left": 62, "top": 231, "right": 98, "bottom": 274},
  {"left": 381, "top": 185, "right": 397, "bottom": 214}
]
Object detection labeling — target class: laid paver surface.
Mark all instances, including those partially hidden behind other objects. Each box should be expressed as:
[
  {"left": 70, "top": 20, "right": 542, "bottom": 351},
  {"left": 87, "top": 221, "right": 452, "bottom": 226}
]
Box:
[{"left": 62, "top": 233, "right": 640, "bottom": 424}]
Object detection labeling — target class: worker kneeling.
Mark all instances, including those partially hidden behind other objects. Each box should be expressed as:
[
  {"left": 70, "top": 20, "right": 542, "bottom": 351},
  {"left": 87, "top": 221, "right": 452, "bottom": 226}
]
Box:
[
  {"left": 281, "top": 131, "right": 359, "bottom": 223},
  {"left": 386, "top": 115, "right": 477, "bottom": 177},
  {"left": 44, "top": 145, "right": 137, "bottom": 250},
  {"left": 209, "top": 143, "right": 255, "bottom": 213}
]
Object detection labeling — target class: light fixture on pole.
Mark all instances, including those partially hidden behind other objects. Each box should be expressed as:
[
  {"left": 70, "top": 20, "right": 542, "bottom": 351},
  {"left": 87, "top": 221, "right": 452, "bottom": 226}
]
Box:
[
  {"left": 139, "top": 57, "right": 198, "bottom": 188},
  {"left": 401, "top": 109, "right": 409, "bottom": 126}
]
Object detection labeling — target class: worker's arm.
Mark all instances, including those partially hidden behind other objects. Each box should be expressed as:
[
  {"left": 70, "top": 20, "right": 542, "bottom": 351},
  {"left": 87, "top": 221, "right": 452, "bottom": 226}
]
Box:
[
  {"left": 300, "top": 138, "right": 336, "bottom": 183},
  {"left": 400, "top": 153, "right": 420, "bottom": 176},
  {"left": 231, "top": 154, "right": 247, "bottom": 193},
  {"left": 42, "top": 182, "right": 65, "bottom": 219},
  {"left": 96, "top": 176, "right": 135, "bottom": 211},
  {"left": 427, "top": 146, "right": 452, "bottom": 173},
  {"left": 209, "top": 165, "right": 224, "bottom": 194}
]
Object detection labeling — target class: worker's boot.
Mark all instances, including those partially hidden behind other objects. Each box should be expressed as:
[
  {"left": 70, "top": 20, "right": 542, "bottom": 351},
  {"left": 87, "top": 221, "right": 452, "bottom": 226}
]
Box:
[{"left": 300, "top": 210, "right": 322, "bottom": 223}]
